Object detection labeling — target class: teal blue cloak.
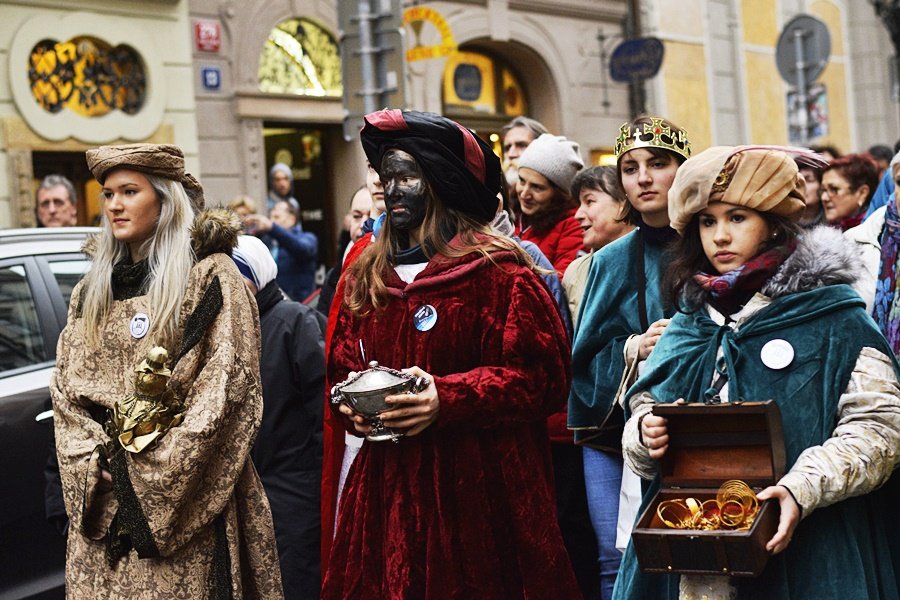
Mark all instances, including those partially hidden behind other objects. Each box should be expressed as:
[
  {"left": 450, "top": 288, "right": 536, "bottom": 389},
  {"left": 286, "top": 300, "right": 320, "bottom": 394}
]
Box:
[
  {"left": 569, "top": 229, "right": 673, "bottom": 445},
  {"left": 613, "top": 283, "right": 900, "bottom": 599}
]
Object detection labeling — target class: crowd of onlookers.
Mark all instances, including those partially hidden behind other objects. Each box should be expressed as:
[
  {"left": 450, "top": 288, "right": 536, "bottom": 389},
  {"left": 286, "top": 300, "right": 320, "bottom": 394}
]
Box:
[{"left": 36, "top": 119, "right": 900, "bottom": 599}]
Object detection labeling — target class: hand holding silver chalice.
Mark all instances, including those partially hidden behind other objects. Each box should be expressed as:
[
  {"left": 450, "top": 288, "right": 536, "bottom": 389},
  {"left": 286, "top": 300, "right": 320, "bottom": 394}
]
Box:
[{"left": 331, "top": 362, "right": 433, "bottom": 442}]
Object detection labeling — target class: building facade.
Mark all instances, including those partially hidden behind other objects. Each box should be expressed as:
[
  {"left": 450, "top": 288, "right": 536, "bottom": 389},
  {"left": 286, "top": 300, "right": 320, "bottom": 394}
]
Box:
[
  {"left": 1, "top": 0, "right": 198, "bottom": 229},
  {"left": 2, "top": 0, "right": 898, "bottom": 266},
  {"left": 187, "top": 0, "right": 630, "bottom": 266},
  {"left": 641, "top": 0, "right": 899, "bottom": 152}
]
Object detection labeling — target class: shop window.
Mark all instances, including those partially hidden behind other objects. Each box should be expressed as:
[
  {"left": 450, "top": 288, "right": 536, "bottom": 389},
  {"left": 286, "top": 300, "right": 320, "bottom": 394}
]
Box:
[
  {"left": 28, "top": 37, "right": 146, "bottom": 116},
  {"left": 258, "top": 18, "right": 342, "bottom": 97},
  {"left": 442, "top": 50, "right": 527, "bottom": 118}
]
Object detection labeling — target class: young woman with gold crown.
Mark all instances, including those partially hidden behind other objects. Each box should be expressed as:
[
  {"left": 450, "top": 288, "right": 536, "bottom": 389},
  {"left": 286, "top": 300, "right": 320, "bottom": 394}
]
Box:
[{"left": 568, "top": 116, "right": 691, "bottom": 598}]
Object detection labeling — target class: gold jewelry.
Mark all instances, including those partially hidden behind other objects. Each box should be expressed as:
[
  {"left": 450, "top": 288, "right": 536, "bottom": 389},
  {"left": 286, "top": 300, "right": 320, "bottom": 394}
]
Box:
[
  {"left": 711, "top": 168, "right": 731, "bottom": 195},
  {"left": 614, "top": 117, "right": 691, "bottom": 161},
  {"left": 657, "top": 499, "right": 691, "bottom": 529},
  {"left": 656, "top": 480, "right": 760, "bottom": 531},
  {"left": 686, "top": 497, "right": 701, "bottom": 517},
  {"left": 719, "top": 500, "right": 746, "bottom": 527}
]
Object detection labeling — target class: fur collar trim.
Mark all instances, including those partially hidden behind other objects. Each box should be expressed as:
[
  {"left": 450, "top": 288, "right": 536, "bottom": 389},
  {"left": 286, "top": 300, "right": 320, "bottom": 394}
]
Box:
[
  {"left": 81, "top": 208, "right": 240, "bottom": 262},
  {"left": 762, "top": 225, "right": 862, "bottom": 298},
  {"left": 190, "top": 209, "right": 241, "bottom": 260}
]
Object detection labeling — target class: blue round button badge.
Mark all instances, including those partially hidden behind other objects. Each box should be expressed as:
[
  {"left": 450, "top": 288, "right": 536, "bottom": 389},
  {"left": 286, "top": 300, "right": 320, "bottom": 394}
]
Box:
[{"left": 413, "top": 304, "right": 437, "bottom": 332}]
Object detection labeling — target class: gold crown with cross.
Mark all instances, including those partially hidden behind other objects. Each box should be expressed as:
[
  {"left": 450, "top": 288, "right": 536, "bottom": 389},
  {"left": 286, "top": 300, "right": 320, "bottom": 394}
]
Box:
[{"left": 614, "top": 117, "right": 691, "bottom": 161}]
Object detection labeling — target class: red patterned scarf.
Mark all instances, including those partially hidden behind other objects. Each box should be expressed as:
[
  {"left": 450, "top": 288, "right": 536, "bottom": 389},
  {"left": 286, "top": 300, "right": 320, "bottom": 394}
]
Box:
[{"left": 694, "top": 243, "right": 795, "bottom": 315}]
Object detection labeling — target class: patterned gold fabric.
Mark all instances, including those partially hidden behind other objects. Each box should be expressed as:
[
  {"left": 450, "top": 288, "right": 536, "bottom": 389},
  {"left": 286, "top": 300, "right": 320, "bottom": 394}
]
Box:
[
  {"left": 51, "top": 254, "right": 283, "bottom": 599},
  {"left": 85, "top": 144, "right": 205, "bottom": 212}
]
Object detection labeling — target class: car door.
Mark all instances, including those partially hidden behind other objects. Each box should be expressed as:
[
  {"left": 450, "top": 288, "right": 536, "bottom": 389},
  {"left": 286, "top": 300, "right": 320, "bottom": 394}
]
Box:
[{"left": 0, "top": 251, "right": 88, "bottom": 600}]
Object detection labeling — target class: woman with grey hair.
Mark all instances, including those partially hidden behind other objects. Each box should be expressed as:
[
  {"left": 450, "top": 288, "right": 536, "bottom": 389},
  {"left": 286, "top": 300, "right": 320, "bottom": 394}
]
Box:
[
  {"left": 563, "top": 165, "right": 634, "bottom": 600},
  {"left": 564, "top": 165, "right": 634, "bottom": 320}
]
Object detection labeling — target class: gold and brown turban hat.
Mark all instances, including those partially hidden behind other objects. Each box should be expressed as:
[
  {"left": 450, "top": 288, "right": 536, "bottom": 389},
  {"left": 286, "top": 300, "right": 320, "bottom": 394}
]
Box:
[
  {"left": 667, "top": 145, "right": 827, "bottom": 234},
  {"left": 85, "top": 143, "right": 204, "bottom": 212}
]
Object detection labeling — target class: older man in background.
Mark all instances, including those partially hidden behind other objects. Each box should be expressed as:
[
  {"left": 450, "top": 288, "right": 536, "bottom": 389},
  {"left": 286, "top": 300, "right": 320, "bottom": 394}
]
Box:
[
  {"left": 35, "top": 174, "right": 78, "bottom": 227},
  {"left": 500, "top": 115, "right": 549, "bottom": 202}
]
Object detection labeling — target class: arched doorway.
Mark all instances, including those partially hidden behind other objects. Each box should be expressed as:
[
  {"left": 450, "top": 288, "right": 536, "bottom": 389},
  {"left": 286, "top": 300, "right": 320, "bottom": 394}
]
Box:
[
  {"left": 440, "top": 41, "right": 561, "bottom": 153},
  {"left": 256, "top": 16, "right": 345, "bottom": 269}
]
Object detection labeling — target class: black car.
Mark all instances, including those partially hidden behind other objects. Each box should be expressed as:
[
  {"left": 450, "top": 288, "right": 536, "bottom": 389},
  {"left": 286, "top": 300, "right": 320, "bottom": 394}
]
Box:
[{"left": 1, "top": 227, "right": 94, "bottom": 600}]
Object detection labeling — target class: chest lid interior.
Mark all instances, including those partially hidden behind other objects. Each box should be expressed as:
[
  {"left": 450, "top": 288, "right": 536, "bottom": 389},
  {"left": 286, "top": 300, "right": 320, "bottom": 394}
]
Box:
[{"left": 653, "top": 400, "right": 786, "bottom": 489}]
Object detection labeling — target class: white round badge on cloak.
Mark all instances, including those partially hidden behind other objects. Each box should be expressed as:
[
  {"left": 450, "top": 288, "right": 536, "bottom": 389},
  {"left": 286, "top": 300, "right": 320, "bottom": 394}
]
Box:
[
  {"left": 760, "top": 339, "right": 794, "bottom": 370},
  {"left": 413, "top": 304, "right": 437, "bottom": 332},
  {"left": 130, "top": 313, "right": 150, "bottom": 339}
]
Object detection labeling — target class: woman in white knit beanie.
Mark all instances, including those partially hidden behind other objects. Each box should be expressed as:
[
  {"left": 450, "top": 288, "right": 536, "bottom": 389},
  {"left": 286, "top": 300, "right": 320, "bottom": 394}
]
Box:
[{"left": 513, "top": 133, "right": 586, "bottom": 276}]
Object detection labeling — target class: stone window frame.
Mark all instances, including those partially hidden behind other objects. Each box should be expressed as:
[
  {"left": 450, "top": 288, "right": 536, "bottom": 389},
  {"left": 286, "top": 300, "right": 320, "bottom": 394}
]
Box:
[{"left": 9, "top": 12, "right": 166, "bottom": 144}]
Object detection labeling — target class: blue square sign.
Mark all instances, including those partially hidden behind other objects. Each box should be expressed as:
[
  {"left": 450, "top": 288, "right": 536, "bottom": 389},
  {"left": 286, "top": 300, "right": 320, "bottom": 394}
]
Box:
[{"left": 201, "top": 66, "right": 221, "bottom": 91}]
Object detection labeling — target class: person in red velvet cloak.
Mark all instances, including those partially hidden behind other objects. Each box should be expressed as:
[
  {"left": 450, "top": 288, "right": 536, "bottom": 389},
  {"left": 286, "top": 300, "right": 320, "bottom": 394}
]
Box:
[{"left": 322, "top": 109, "right": 580, "bottom": 599}]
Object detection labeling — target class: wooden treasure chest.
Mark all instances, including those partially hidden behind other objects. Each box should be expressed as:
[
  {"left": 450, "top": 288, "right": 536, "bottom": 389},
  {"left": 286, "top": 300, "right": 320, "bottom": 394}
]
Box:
[{"left": 631, "top": 400, "right": 786, "bottom": 577}]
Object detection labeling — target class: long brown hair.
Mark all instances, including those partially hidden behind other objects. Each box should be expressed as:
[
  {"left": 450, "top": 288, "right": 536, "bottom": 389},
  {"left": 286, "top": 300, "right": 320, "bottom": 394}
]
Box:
[
  {"left": 345, "top": 187, "right": 537, "bottom": 315},
  {"left": 518, "top": 180, "right": 577, "bottom": 235},
  {"left": 664, "top": 210, "right": 801, "bottom": 312}
]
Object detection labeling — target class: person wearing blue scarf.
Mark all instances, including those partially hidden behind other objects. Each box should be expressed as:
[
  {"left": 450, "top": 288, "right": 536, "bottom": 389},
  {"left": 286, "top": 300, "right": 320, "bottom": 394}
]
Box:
[
  {"left": 848, "top": 150, "right": 900, "bottom": 361},
  {"left": 614, "top": 146, "right": 900, "bottom": 600}
]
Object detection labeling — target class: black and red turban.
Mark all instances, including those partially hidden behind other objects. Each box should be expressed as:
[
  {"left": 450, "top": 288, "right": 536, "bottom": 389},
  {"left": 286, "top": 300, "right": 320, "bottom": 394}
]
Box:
[{"left": 360, "top": 109, "right": 501, "bottom": 222}]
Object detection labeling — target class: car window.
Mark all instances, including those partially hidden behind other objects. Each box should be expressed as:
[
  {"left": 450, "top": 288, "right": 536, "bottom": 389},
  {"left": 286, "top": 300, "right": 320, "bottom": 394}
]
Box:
[
  {"left": 0, "top": 264, "right": 47, "bottom": 370},
  {"left": 46, "top": 258, "right": 90, "bottom": 308}
]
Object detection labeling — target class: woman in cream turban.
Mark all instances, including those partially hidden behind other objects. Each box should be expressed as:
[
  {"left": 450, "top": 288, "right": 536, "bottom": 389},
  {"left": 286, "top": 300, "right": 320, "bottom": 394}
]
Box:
[{"left": 613, "top": 146, "right": 900, "bottom": 600}]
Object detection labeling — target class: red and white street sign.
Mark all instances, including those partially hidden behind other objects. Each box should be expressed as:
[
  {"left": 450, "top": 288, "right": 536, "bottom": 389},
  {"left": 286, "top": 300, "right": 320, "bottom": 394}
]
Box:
[{"left": 194, "top": 20, "right": 221, "bottom": 53}]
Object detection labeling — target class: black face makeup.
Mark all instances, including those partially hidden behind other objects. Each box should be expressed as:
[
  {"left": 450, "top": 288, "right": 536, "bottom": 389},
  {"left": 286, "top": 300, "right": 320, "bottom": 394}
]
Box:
[{"left": 381, "top": 150, "right": 427, "bottom": 232}]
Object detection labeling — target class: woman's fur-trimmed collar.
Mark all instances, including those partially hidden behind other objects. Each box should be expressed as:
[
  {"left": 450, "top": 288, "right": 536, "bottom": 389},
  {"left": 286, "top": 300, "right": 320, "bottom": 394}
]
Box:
[
  {"left": 762, "top": 225, "right": 862, "bottom": 298},
  {"left": 190, "top": 208, "right": 241, "bottom": 260},
  {"left": 682, "top": 225, "right": 862, "bottom": 308},
  {"left": 81, "top": 208, "right": 241, "bottom": 261}
]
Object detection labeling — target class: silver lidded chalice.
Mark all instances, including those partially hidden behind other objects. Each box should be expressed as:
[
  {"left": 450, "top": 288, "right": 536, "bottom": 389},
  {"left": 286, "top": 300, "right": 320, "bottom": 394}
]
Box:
[{"left": 331, "top": 361, "right": 429, "bottom": 442}]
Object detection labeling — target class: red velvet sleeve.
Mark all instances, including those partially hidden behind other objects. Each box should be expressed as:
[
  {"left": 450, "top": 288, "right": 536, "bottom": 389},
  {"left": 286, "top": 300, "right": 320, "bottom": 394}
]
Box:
[
  {"left": 324, "top": 302, "right": 369, "bottom": 434},
  {"left": 320, "top": 233, "right": 371, "bottom": 572},
  {"left": 434, "top": 271, "right": 572, "bottom": 429}
]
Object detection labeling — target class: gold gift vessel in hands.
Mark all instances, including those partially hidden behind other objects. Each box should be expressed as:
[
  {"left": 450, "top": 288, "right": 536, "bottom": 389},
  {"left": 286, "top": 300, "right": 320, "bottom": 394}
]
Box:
[{"left": 107, "top": 346, "right": 184, "bottom": 454}]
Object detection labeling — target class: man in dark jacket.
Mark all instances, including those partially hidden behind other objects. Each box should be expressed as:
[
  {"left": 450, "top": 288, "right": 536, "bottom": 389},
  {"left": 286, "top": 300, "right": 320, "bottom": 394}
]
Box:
[{"left": 232, "top": 235, "right": 326, "bottom": 600}]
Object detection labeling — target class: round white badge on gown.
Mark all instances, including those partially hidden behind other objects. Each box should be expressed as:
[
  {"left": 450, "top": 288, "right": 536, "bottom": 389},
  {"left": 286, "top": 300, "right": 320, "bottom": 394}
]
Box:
[
  {"left": 760, "top": 339, "right": 794, "bottom": 370},
  {"left": 130, "top": 313, "right": 150, "bottom": 339},
  {"left": 413, "top": 304, "right": 437, "bottom": 332}
]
